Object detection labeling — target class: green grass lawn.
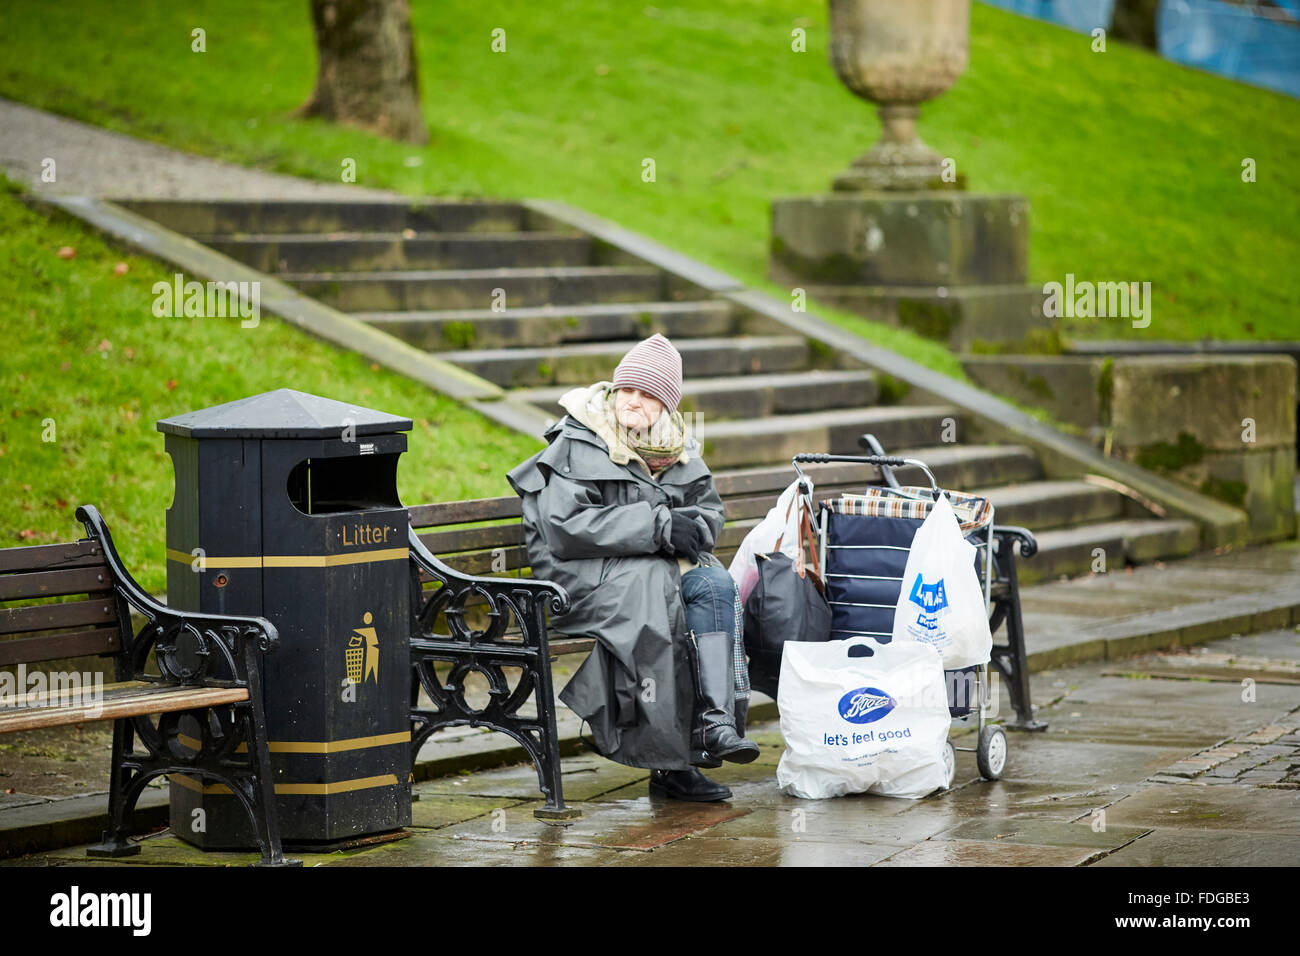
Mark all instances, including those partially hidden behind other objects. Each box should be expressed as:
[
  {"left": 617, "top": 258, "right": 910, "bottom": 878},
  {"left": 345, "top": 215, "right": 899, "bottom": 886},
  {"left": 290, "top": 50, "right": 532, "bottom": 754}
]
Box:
[
  {"left": 1, "top": 0, "right": 1295, "bottom": 345},
  {"left": 0, "top": 185, "right": 542, "bottom": 593}
]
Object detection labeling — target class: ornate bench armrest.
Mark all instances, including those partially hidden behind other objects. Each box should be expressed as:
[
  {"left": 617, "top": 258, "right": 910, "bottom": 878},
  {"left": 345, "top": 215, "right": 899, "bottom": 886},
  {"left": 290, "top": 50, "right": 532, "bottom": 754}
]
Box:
[
  {"left": 76, "top": 504, "right": 280, "bottom": 684},
  {"left": 407, "top": 526, "right": 570, "bottom": 615},
  {"left": 993, "top": 524, "right": 1038, "bottom": 560}
]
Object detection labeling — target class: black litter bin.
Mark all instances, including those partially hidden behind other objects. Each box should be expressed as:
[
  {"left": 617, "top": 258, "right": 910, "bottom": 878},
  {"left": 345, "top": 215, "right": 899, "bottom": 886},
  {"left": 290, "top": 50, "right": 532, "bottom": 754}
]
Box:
[{"left": 158, "top": 389, "right": 413, "bottom": 849}]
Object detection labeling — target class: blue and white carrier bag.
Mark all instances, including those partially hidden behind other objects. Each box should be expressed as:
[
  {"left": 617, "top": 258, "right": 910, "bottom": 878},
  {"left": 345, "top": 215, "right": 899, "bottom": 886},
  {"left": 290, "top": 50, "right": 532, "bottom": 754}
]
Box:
[
  {"left": 890, "top": 493, "right": 993, "bottom": 670},
  {"left": 776, "top": 639, "right": 951, "bottom": 800}
]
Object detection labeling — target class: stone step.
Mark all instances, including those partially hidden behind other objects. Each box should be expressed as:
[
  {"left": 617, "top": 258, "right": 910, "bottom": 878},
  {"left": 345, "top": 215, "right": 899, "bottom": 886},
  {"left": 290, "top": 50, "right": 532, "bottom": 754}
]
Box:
[
  {"left": 440, "top": 336, "right": 812, "bottom": 389},
  {"left": 972, "top": 479, "right": 1126, "bottom": 532},
  {"left": 202, "top": 232, "right": 592, "bottom": 273},
  {"left": 119, "top": 199, "right": 527, "bottom": 237},
  {"left": 698, "top": 406, "right": 959, "bottom": 469},
  {"left": 879, "top": 444, "right": 1045, "bottom": 490},
  {"left": 1018, "top": 519, "right": 1201, "bottom": 585},
  {"left": 513, "top": 369, "right": 880, "bottom": 421},
  {"left": 358, "top": 300, "right": 738, "bottom": 351},
  {"left": 281, "top": 266, "right": 664, "bottom": 312}
]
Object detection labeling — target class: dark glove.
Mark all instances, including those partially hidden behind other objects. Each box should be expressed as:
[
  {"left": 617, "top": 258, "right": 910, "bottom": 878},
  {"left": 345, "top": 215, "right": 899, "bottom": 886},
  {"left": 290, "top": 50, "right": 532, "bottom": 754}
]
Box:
[{"left": 668, "top": 512, "right": 704, "bottom": 560}]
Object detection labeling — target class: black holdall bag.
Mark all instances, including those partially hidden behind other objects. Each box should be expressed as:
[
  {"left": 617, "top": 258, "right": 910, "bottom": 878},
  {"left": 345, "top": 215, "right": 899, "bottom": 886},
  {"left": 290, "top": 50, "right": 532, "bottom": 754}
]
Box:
[{"left": 742, "top": 492, "right": 832, "bottom": 698}]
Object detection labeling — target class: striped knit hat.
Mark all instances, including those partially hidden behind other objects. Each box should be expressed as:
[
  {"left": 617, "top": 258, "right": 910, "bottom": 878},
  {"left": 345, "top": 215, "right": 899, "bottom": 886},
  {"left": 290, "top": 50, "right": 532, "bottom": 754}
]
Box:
[{"left": 611, "top": 334, "right": 683, "bottom": 413}]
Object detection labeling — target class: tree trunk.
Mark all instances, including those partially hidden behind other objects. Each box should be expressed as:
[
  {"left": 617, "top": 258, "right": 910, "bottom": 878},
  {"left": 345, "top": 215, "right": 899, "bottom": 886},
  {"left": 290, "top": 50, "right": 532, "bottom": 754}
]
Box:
[
  {"left": 298, "top": 0, "right": 428, "bottom": 144},
  {"left": 1109, "top": 0, "right": 1161, "bottom": 50}
]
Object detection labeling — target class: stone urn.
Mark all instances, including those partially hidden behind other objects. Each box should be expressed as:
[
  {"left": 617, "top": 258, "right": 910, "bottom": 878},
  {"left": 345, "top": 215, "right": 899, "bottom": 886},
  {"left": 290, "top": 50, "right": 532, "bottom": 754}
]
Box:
[{"left": 828, "top": 0, "right": 970, "bottom": 191}]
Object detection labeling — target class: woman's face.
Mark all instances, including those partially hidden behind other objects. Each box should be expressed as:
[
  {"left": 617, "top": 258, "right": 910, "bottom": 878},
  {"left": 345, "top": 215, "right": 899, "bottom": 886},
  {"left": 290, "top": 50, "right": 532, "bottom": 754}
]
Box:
[{"left": 615, "top": 387, "right": 663, "bottom": 434}]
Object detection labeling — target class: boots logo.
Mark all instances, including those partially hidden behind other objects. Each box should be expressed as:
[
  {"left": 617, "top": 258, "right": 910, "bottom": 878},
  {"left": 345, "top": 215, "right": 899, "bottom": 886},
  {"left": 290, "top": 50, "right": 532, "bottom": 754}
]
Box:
[
  {"left": 838, "top": 687, "right": 896, "bottom": 724},
  {"left": 907, "top": 573, "right": 948, "bottom": 632},
  {"left": 345, "top": 611, "right": 380, "bottom": 686}
]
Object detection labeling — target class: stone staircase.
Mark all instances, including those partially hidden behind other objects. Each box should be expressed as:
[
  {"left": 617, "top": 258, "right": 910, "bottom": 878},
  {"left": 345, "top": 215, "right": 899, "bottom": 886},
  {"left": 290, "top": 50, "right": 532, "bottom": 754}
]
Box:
[{"left": 118, "top": 198, "right": 1203, "bottom": 584}]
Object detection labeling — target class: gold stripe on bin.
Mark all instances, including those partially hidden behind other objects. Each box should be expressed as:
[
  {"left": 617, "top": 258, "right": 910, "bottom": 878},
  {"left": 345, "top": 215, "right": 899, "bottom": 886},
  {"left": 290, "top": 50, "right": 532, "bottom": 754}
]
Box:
[
  {"left": 165, "top": 547, "right": 409, "bottom": 569},
  {"left": 174, "top": 730, "right": 411, "bottom": 755},
  {"left": 170, "top": 772, "right": 400, "bottom": 796}
]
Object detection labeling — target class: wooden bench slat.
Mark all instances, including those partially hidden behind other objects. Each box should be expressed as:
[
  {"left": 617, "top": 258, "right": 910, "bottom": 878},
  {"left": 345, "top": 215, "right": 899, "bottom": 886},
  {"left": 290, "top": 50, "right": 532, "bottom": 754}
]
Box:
[
  {"left": 549, "top": 637, "right": 596, "bottom": 656},
  {"left": 417, "top": 523, "right": 525, "bottom": 556},
  {"left": 0, "top": 626, "right": 121, "bottom": 666},
  {"left": 4, "top": 678, "right": 171, "bottom": 710},
  {"left": 0, "top": 565, "right": 113, "bottom": 602},
  {"left": 0, "top": 539, "right": 105, "bottom": 574},
  {"left": 0, "top": 683, "right": 249, "bottom": 734},
  {"left": 0, "top": 597, "right": 118, "bottom": 636},
  {"left": 409, "top": 497, "right": 522, "bottom": 528},
  {"left": 433, "top": 547, "right": 531, "bottom": 576}
]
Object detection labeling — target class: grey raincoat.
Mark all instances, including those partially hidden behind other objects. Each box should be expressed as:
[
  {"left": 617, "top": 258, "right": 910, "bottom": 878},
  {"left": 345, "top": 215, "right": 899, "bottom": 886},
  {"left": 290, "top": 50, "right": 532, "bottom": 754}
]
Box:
[{"left": 505, "top": 415, "right": 726, "bottom": 771}]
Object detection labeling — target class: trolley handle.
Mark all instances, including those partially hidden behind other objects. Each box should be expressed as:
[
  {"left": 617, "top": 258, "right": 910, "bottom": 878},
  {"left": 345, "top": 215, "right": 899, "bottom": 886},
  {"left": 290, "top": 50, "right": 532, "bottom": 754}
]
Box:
[
  {"left": 793, "top": 453, "right": 907, "bottom": 467},
  {"left": 792, "top": 453, "right": 942, "bottom": 498}
]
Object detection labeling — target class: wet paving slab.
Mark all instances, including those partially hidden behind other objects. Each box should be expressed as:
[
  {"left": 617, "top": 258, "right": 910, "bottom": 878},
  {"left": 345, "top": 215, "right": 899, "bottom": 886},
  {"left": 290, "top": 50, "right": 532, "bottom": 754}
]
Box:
[
  {"left": 43, "top": 834, "right": 341, "bottom": 868},
  {"left": 932, "top": 816, "right": 1150, "bottom": 850},
  {"left": 918, "top": 779, "right": 1142, "bottom": 821},
  {"left": 969, "top": 738, "right": 1194, "bottom": 787},
  {"left": 409, "top": 793, "right": 534, "bottom": 830},
  {"left": 329, "top": 832, "right": 619, "bottom": 867},
  {"left": 1099, "top": 783, "right": 1300, "bottom": 835},
  {"left": 604, "top": 835, "right": 902, "bottom": 867},
  {"left": 876, "top": 840, "right": 1101, "bottom": 866},
  {"left": 1091, "top": 829, "right": 1300, "bottom": 867},
  {"left": 420, "top": 752, "right": 650, "bottom": 802},
  {"left": 424, "top": 794, "right": 751, "bottom": 851},
  {"left": 1028, "top": 673, "right": 1300, "bottom": 748},
  {"left": 698, "top": 802, "right": 955, "bottom": 848}
]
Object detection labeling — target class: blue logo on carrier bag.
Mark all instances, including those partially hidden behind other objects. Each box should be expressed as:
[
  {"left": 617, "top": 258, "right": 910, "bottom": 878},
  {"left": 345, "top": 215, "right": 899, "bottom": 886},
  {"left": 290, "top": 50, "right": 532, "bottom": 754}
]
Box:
[
  {"left": 907, "top": 573, "right": 948, "bottom": 631},
  {"left": 838, "top": 687, "right": 896, "bottom": 724}
]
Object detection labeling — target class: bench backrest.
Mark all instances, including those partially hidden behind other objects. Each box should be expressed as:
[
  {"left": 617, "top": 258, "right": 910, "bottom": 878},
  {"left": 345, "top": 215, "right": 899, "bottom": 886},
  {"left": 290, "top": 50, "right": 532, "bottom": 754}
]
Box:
[
  {"left": 409, "top": 460, "right": 886, "bottom": 578},
  {"left": 0, "top": 539, "right": 122, "bottom": 667}
]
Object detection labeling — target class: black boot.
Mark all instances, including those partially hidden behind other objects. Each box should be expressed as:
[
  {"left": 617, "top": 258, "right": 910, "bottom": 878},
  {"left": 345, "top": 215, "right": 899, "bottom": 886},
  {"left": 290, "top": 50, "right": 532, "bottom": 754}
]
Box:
[
  {"left": 649, "top": 768, "right": 732, "bottom": 802},
  {"left": 688, "top": 631, "right": 760, "bottom": 767}
]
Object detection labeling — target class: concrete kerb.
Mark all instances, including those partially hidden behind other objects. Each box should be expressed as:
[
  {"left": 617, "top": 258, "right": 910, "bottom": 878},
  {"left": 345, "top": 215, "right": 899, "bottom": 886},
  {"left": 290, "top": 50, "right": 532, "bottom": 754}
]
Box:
[{"left": 26, "top": 194, "right": 553, "bottom": 440}]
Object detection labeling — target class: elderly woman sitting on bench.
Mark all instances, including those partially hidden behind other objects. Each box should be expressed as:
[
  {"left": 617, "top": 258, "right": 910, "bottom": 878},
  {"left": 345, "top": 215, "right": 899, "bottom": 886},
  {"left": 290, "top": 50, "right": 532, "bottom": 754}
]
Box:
[{"left": 506, "top": 334, "right": 757, "bottom": 802}]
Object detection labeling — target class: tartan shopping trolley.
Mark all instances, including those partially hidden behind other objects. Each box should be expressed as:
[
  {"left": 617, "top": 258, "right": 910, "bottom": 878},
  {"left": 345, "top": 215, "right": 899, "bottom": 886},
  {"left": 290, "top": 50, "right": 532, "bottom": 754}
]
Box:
[{"left": 791, "top": 436, "right": 1020, "bottom": 785}]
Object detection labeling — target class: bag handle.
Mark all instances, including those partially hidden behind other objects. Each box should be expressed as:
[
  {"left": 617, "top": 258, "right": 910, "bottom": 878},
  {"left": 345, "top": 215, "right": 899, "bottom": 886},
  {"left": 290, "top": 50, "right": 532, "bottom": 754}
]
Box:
[
  {"left": 795, "top": 497, "right": 825, "bottom": 592},
  {"left": 772, "top": 483, "right": 824, "bottom": 592},
  {"left": 772, "top": 491, "right": 798, "bottom": 553}
]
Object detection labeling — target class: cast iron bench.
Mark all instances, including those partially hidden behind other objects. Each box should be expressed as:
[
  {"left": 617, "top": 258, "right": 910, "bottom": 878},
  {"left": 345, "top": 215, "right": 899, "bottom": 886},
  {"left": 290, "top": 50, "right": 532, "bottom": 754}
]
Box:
[
  {"left": 0, "top": 506, "right": 294, "bottom": 866},
  {"left": 404, "top": 433, "right": 1043, "bottom": 818}
]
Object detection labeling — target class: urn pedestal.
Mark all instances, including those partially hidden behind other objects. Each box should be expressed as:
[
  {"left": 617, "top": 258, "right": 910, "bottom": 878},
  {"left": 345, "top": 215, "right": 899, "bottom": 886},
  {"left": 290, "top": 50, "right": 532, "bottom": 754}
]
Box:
[{"left": 772, "top": 0, "right": 1048, "bottom": 350}]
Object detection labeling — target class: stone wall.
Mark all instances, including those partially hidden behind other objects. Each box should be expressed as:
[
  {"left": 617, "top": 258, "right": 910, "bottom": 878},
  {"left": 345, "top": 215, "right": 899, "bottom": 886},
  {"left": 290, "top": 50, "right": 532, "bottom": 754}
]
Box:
[{"left": 964, "top": 353, "right": 1297, "bottom": 542}]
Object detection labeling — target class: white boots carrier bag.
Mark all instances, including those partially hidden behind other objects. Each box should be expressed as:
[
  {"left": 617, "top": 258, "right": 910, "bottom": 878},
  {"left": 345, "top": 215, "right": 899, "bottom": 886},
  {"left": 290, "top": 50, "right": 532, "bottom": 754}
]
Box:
[{"left": 775, "top": 638, "right": 951, "bottom": 800}]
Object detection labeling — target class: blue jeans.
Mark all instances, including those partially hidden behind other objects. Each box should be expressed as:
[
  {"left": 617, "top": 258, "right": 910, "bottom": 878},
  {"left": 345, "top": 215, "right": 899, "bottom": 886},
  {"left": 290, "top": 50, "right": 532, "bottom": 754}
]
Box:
[
  {"left": 680, "top": 565, "right": 750, "bottom": 700},
  {"left": 680, "top": 565, "right": 736, "bottom": 639}
]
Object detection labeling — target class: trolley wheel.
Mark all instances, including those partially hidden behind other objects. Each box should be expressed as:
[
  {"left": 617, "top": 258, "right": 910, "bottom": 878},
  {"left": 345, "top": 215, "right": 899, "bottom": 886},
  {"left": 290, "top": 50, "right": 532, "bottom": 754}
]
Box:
[
  {"left": 943, "top": 740, "right": 956, "bottom": 789},
  {"left": 977, "top": 726, "right": 1007, "bottom": 780}
]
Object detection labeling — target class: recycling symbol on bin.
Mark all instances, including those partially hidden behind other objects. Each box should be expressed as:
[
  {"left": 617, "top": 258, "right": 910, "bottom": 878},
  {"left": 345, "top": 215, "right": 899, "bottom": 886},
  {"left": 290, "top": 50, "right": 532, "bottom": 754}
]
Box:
[{"left": 346, "top": 611, "right": 380, "bottom": 685}]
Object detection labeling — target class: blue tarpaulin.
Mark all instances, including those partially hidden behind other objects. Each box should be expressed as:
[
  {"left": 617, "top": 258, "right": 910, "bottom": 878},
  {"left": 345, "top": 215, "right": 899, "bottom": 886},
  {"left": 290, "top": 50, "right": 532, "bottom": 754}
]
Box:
[{"left": 981, "top": 0, "right": 1300, "bottom": 97}]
